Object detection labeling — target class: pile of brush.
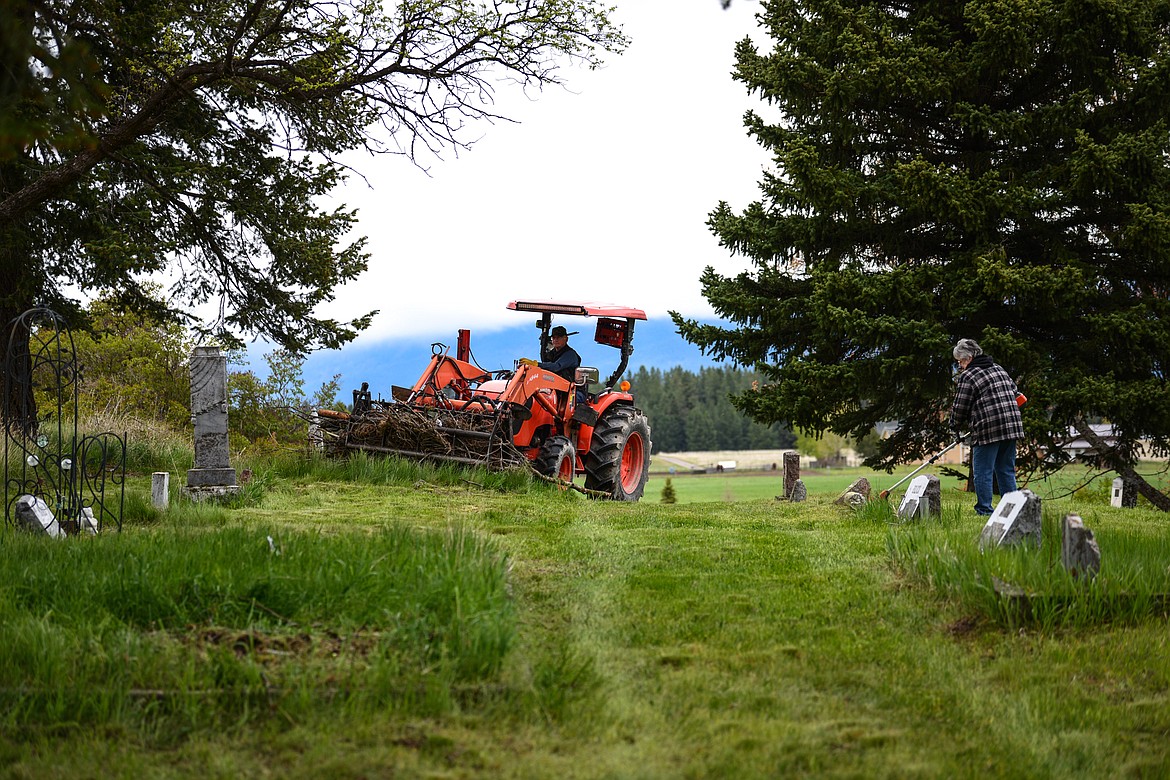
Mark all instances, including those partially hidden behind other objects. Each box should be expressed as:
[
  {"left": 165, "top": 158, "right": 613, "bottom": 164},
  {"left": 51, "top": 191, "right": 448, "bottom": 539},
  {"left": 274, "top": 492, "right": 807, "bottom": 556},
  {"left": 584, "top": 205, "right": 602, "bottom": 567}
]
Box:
[{"left": 314, "top": 403, "right": 527, "bottom": 470}]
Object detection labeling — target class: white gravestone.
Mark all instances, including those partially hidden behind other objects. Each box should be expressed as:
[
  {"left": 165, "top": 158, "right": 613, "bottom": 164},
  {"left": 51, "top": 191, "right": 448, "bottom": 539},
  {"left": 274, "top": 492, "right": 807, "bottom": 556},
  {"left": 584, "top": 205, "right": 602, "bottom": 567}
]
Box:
[
  {"left": 152, "top": 472, "right": 170, "bottom": 509},
  {"left": 979, "top": 489, "right": 1042, "bottom": 550},
  {"left": 14, "top": 495, "right": 65, "bottom": 538},
  {"left": 898, "top": 476, "right": 930, "bottom": 521},
  {"left": 897, "top": 475, "right": 941, "bottom": 521},
  {"left": 80, "top": 506, "right": 99, "bottom": 535},
  {"left": 1110, "top": 477, "right": 1137, "bottom": 508}
]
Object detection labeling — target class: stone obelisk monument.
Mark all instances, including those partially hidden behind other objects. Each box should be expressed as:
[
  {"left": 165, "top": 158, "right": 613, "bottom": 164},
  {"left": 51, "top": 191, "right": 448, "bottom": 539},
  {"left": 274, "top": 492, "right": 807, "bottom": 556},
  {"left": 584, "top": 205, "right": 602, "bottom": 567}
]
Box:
[{"left": 184, "top": 346, "right": 239, "bottom": 499}]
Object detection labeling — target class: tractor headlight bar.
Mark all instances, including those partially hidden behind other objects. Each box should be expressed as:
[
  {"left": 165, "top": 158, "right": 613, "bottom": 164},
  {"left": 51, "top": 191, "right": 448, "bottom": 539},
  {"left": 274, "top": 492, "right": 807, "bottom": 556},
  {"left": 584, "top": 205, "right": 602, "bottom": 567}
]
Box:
[{"left": 510, "top": 301, "right": 589, "bottom": 316}]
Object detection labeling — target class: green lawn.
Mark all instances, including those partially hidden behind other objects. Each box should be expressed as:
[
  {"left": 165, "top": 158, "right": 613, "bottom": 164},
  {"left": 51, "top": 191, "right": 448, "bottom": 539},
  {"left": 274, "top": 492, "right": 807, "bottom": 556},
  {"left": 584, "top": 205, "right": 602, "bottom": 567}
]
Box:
[
  {"left": 648, "top": 462, "right": 1169, "bottom": 506},
  {"left": 1, "top": 454, "right": 1167, "bottom": 777},
  {"left": 647, "top": 466, "right": 913, "bottom": 503}
]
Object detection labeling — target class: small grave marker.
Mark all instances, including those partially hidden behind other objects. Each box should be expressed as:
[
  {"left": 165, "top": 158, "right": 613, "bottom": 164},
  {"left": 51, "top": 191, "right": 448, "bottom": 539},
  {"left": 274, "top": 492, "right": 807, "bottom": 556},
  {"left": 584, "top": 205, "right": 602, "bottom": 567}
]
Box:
[
  {"left": 833, "top": 478, "right": 871, "bottom": 505},
  {"left": 14, "top": 495, "right": 64, "bottom": 538},
  {"left": 1110, "top": 477, "right": 1123, "bottom": 508},
  {"left": 897, "top": 475, "right": 941, "bottom": 520},
  {"left": 152, "top": 472, "right": 170, "bottom": 509},
  {"left": 1061, "top": 514, "right": 1101, "bottom": 579},
  {"left": 1110, "top": 476, "right": 1137, "bottom": 509},
  {"left": 979, "top": 489, "right": 1042, "bottom": 549},
  {"left": 783, "top": 452, "right": 800, "bottom": 499},
  {"left": 80, "top": 506, "right": 99, "bottom": 535},
  {"left": 842, "top": 491, "right": 866, "bottom": 510}
]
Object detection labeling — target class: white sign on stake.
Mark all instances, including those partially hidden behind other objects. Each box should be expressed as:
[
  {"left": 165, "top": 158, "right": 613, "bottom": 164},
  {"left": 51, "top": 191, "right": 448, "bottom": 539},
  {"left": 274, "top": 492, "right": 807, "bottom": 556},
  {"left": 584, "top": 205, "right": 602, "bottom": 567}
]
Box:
[{"left": 1110, "top": 477, "right": 1124, "bottom": 509}]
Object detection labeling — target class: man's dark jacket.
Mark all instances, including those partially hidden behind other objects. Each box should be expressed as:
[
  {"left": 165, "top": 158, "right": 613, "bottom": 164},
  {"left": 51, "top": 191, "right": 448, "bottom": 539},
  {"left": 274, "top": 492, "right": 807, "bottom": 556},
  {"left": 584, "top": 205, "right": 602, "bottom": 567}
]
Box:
[{"left": 539, "top": 344, "right": 581, "bottom": 383}]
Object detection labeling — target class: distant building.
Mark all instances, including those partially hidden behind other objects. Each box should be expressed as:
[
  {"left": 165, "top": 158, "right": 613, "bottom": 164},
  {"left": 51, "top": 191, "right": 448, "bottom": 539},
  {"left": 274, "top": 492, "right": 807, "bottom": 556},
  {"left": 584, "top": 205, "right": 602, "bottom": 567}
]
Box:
[{"left": 1058, "top": 423, "right": 1120, "bottom": 459}]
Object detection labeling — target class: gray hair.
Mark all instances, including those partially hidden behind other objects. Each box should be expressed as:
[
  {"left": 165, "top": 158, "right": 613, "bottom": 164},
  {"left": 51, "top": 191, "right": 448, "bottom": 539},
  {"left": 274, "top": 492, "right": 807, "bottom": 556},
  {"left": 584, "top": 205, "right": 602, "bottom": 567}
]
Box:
[{"left": 953, "top": 339, "right": 983, "bottom": 362}]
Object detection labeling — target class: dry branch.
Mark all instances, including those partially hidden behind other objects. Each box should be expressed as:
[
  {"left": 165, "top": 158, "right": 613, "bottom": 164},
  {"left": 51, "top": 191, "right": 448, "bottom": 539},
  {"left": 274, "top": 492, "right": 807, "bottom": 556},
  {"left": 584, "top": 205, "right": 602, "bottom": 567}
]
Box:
[{"left": 325, "top": 403, "right": 528, "bottom": 471}]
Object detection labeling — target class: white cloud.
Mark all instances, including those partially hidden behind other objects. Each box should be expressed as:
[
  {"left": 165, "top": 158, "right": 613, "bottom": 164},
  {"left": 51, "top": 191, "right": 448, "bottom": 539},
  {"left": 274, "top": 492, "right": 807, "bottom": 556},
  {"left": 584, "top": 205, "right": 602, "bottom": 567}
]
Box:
[{"left": 319, "top": 0, "right": 769, "bottom": 347}]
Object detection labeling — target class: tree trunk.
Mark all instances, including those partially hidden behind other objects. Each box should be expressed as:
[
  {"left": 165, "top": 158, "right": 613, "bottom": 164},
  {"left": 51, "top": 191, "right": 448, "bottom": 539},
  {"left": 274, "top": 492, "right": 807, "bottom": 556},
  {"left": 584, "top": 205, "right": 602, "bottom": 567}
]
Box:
[
  {"left": 1073, "top": 420, "right": 1170, "bottom": 512},
  {"left": 0, "top": 168, "right": 38, "bottom": 439},
  {"left": 1, "top": 4, "right": 42, "bottom": 438},
  {"left": 1, "top": 293, "right": 38, "bottom": 440},
  {"left": 0, "top": 211, "right": 35, "bottom": 435}
]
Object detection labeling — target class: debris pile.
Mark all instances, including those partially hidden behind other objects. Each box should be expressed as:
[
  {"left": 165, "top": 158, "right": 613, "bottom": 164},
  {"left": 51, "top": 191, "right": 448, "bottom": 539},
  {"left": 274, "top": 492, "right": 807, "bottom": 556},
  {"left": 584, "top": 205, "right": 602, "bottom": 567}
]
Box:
[{"left": 314, "top": 403, "right": 528, "bottom": 470}]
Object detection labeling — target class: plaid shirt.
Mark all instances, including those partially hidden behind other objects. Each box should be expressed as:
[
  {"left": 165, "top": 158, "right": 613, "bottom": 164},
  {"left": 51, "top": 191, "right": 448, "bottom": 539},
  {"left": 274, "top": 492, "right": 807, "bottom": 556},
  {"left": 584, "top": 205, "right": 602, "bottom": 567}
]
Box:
[{"left": 950, "top": 355, "right": 1025, "bottom": 445}]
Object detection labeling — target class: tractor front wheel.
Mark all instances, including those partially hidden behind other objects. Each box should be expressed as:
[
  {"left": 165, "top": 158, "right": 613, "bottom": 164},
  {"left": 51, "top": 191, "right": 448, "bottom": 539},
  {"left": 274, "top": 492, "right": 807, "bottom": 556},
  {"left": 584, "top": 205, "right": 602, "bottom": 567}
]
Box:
[
  {"left": 584, "top": 406, "right": 651, "bottom": 501},
  {"left": 534, "top": 435, "right": 576, "bottom": 486}
]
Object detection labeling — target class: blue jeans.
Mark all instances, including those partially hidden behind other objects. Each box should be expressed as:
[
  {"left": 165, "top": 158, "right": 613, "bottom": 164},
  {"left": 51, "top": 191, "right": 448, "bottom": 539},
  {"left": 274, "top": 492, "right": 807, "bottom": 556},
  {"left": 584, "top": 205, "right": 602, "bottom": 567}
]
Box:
[{"left": 971, "top": 440, "right": 1017, "bottom": 515}]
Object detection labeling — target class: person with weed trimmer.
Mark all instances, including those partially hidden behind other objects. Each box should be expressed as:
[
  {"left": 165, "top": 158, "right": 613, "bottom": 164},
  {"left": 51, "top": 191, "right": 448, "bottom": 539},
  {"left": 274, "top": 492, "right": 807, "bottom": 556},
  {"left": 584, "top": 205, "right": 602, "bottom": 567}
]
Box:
[{"left": 949, "top": 339, "right": 1026, "bottom": 516}]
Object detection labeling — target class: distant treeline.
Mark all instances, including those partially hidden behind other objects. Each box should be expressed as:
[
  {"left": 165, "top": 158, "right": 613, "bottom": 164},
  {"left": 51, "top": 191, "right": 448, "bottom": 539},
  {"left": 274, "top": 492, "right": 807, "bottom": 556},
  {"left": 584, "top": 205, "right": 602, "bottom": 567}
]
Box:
[{"left": 626, "top": 366, "right": 795, "bottom": 453}]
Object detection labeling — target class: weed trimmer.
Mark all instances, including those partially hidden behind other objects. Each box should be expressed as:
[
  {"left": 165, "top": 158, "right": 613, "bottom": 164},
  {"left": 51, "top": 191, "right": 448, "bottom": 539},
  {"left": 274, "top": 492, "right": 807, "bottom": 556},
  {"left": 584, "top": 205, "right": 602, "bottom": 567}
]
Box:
[
  {"left": 878, "top": 391, "right": 1028, "bottom": 500},
  {"left": 878, "top": 436, "right": 965, "bottom": 500}
]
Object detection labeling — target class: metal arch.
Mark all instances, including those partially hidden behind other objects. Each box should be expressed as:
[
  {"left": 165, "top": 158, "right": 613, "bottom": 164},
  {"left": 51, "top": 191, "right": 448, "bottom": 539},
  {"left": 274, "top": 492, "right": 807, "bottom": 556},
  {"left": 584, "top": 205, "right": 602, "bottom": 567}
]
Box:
[{"left": 3, "top": 308, "right": 124, "bottom": 536}]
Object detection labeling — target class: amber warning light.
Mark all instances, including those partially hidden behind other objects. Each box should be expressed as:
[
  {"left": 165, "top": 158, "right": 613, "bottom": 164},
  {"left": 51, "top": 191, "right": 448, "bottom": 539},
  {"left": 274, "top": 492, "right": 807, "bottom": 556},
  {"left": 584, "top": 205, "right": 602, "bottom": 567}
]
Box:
[{"left": 620, "top": 380, "right": 631, "bottom": 392}]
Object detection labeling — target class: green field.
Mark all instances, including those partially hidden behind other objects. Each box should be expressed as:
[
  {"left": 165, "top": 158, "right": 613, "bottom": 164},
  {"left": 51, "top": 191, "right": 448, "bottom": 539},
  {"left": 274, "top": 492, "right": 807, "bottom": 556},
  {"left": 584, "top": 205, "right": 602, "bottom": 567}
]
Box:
[
  {"left": 648, "top": 467, "right": 912, "bottom": 504},
  {"left": 647, "top": 462, "right": 1167, "bottom": 506},
  {"left": 1, "top": 453, "right": 1167, "bottom": 777}
]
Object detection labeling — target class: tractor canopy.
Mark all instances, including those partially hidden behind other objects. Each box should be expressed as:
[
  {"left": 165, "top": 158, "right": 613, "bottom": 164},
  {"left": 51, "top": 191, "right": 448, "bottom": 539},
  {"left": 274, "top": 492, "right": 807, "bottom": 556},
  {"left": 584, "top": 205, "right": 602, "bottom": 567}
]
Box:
[
  {"left": 507, "top": 300, "right": 648, "bottom": 320},
  {"left": 508, "top": 299, "right": 645, "bottom": 389}
]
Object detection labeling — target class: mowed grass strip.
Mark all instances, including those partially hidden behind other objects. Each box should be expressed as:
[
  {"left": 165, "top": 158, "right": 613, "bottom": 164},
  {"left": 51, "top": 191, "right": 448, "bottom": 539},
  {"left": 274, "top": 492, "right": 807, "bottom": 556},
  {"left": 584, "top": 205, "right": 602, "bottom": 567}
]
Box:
[{"left": 457, "top": 489, "right": 1170, "bottom": 778}]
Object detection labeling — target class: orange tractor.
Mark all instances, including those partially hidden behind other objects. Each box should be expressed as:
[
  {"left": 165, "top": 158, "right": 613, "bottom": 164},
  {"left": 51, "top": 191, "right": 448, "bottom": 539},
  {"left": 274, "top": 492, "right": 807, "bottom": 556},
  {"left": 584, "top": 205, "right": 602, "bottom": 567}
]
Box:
[{"left": 318, "top": 300, "right": 652, "bottom": 501}]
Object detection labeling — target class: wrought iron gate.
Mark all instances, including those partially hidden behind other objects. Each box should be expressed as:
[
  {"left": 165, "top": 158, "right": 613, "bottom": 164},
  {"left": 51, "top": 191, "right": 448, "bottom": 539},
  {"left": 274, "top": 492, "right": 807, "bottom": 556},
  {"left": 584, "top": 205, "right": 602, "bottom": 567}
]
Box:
[{"left": 3, "top": 308, "right": 125, "bottom": 535}]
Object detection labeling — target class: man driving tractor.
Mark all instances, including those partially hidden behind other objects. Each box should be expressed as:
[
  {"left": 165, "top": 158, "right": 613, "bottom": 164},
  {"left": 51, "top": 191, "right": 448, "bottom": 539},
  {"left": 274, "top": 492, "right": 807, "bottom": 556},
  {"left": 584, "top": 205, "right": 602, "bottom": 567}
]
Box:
[{"left": 519, "top": 324, "right": 581, "bottom": 380}]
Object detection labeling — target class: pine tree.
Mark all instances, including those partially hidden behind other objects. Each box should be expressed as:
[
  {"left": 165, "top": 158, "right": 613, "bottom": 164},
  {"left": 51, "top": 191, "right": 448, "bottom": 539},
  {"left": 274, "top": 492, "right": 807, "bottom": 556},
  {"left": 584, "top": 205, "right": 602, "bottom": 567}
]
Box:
[
  {"left": 629, "top": 365, "right": 795, "bottom": 452},
  {"left": 660, "top": 477, "right": 678, "bottom": 504},
  {"left": 673, "top": 0, "right": 1170, "bottom": 504}
]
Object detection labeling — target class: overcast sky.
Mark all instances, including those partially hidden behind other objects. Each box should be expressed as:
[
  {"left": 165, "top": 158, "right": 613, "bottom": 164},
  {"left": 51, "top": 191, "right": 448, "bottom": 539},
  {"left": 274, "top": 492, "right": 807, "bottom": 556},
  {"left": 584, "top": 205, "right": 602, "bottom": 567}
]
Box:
[{"left": 313, "top": 0, "right": 770, "bottom": 346}]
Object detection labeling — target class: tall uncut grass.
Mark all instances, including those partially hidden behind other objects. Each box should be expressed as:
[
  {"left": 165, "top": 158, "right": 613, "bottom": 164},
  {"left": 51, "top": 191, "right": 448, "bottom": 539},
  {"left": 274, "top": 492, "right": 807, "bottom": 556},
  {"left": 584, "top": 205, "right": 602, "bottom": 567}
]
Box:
[
  {"left": 888, "top": 508, "right": 1170, "bottom": 630},
  {"left": 3, "top": 411, "right": 193, "bottom": 477},
  {"left": 0, "top": 520, "right": 515, "bottom": 736}
]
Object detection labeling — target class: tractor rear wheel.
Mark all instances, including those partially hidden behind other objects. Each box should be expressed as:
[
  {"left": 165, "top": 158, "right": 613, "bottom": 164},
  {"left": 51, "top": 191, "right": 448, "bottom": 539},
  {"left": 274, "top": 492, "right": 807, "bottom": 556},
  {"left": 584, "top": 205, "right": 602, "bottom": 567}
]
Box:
[
  {"left": 584, "top": 406, "right": 651, "bottom": 501},
  {"left": 534, "top": 435, "right": 576, "bottom": 485}
]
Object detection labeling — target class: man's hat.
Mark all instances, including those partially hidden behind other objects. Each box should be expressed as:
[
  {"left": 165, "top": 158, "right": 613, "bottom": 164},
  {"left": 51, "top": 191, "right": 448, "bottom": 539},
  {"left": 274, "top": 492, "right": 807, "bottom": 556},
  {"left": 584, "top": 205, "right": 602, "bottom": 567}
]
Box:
[{"left": 550, "top": 325, "right": 578, "bottom": 338}]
